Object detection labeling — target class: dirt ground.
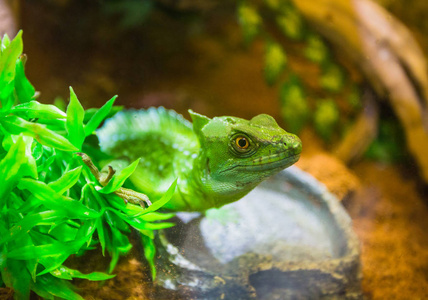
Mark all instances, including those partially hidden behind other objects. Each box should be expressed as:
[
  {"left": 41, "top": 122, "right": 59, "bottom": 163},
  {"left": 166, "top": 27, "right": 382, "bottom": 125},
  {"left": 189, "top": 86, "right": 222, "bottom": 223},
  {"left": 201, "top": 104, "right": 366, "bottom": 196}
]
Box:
[
  {"left": 350, "top": 161, "right": 428, "bottom": 298},
  {"left": 9, "top": 1, "right": 428, "bottom": 299}
]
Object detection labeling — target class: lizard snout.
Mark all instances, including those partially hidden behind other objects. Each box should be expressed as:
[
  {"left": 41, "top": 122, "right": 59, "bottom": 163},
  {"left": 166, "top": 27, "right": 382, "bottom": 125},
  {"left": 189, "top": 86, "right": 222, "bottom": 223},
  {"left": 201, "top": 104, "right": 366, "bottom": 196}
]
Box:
[{"left": 282, "top": 134, "right": 302, "bottom": 156}]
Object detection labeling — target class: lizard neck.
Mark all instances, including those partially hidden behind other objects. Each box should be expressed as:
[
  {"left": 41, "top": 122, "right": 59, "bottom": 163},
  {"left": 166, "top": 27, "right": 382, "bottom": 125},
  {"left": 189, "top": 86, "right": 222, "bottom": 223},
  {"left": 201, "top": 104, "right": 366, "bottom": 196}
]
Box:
[
  {"left": 162, "top": 150, "right": 255, "bottom": 212},
  {"left": 186, "top": 152, "right": 257, "bottom": 210},
  {"left": 160, "top": 151, "right": 214, "bottom": 211}
]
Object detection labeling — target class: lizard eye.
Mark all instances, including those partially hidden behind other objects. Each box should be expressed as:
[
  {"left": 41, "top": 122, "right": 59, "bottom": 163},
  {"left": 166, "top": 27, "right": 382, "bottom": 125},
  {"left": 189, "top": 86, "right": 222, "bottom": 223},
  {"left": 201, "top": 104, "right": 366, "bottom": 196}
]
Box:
[{"left": 235, "top": 136, "right": 250, "bottom": 149}]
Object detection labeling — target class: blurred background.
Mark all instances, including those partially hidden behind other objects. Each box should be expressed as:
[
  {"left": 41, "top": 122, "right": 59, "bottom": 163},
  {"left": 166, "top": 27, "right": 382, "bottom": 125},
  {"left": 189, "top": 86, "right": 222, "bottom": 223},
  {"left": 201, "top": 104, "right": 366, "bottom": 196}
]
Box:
[{"left": 3, "top": 0, "right": 428, "bottom": 298}]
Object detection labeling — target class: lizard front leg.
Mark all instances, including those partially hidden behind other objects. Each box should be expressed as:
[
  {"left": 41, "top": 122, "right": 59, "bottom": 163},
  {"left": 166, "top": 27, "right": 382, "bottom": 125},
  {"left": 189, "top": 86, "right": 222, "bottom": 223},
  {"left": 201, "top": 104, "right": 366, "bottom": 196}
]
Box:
[{"left": 77, "top": 152, "right": 152, "bottom": 207}]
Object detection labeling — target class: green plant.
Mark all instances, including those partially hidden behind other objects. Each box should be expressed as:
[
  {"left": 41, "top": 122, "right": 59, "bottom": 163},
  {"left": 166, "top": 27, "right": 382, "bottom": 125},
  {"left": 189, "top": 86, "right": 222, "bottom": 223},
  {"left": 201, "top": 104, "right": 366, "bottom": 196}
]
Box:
[
  {"left": 365, "top": 117, "right": 406, "bottom": 164},
  {"left": 264, "top": 41, "right": 287, "bottom": 85},
  {"left": 275, "top": 2, "right": 305, "bottom": 40},
  {"left": 0, "top": 32, "right": 175, "bottom": 299},
  {"left": 320, "top": 62, "right": 345, "bottom": 93},
  {"left": 237, "top": 2, "right": 262, "bottom": 44},
  {"left": 279, "top": 75, "right": 309, "bottom": 133},
  {"left": 304, "top": 33, "right": 329, "bottom": 64},
  {"left": 313, "top": 99, "right": 339, "bottom": 141},
  {"left": 237, "top": 0, "right": 361, "bottom": 138}
]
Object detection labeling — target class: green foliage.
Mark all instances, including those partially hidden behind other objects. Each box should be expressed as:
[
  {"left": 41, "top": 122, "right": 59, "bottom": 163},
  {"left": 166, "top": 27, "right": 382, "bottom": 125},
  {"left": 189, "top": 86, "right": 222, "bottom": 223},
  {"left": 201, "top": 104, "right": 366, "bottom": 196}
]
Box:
[
  {"left": 365, "top": 118, "right": 406, "bottom": 164},
  {"left": 347, "top": 85, "right": 362, "bottom": 109},
  {"left": 313, "top": 99, "right": 339, "bottom": 141},
  {"left": 279, "top": 75, "right": 309, "bottom": 134},
  {"left": 237, "top": 2, "right": 262, "bottom": 44},
  {"left": 98, "top": 158, "right": 141, "bottom": 194},
  {"left": 264, "top": 41, "right": 287, "bottom": 85},
  {"left": 236, "top": 1, "right": 358, "bottom": 137},
  {"left": 304, "top": 34, "right": 329, "bottom": 64},
  {"left": 264, "top": 0, "right": 280, "bottom": 10},
  {"left": 66, "top": 87, "right": 85, "bottom": 150},
  {"left": 275, "top": 3, "right": 305, "bottom": 40},
  {"left": 320, "top": 63, "right": 345, "bottom": 93},
  {"left": 0, "top": 32, "right": 175, "bottom": 299},
  {"left": 84, "top": 95, "right": 117, "bottom": 136}
]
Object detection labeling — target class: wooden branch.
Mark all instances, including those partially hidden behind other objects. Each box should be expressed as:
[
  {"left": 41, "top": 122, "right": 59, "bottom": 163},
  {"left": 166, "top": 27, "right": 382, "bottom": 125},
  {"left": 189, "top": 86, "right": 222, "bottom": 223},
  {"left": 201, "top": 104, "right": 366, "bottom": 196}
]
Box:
[
  {"left": 292, "top": 0, "right": 428, "bottom": 182},
  {"left": 0, "top": 0, "right": 17, "bottom": 37}
]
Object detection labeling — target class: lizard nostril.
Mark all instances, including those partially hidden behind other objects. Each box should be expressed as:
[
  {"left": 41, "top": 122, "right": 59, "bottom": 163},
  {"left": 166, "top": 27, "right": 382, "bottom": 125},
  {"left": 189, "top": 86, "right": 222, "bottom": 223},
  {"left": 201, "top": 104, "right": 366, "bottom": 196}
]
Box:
[{"left": 283, "top": 142, "right": 287, "bottom": 148}]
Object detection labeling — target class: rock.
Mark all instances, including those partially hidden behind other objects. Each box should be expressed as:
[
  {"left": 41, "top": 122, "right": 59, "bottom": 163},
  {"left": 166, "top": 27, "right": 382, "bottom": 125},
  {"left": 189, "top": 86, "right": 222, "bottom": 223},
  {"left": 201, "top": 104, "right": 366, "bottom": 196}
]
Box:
[{"left": 152, "top": 167, "right": 362, "bottom": 299}]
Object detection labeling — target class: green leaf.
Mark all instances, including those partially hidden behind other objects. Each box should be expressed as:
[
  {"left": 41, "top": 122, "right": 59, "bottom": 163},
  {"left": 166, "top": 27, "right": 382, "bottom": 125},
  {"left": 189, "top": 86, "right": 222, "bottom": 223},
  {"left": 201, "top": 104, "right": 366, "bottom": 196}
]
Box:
[
  {"left": 22, "top": 135, "right": 37, "bottom": 178},
  {"left": 96, "top": 217, "right": 107, "bottom": 256},
  {"left": 320, "top": 63, "right": 345, "bottom": 93},
  {"left": 139, "top": 212, "right": 175, "bottom": 222},
  {"left": 279, "top": 75, "right": 309, "bottom": 134},
  {"left": 276, "top": 5, "right": 305, "bottom": 40},
  {"left": 0, "top": 31, "right": 23, "bottom": 112},
  {"left": 1, "top": 135, "right": 37, "bottom": 178},
  {"left": 17, "top": 178, "right": 100, "bottom": 219},
  {"left": 237, "top": 2, "right": 262, "bottom": 44},
  {"left": 25, "top": 258, "right": 39, "bottom": 283},
  {"left": 128, "top": 220, "right": 175, "bottom": 231},
  {"left": 84, "top": 105, "right": 123, "bottom": 123},
  {"left": 72, "top": 219, "right": 97, "bottom": 246},
  {"left": 48, "top": 222, "right": 80, "bottom": 243},
  {"left": 104, "top": 209, "right": 129, "bottom": 232},
  {"left": 31, "top": 274, "right": 84, "bottom": 300},
  {"left": 66, "top": 87, "right": 85, "bottom": 150},
  {"left": 131, "top": 178, "right": 177, "bottom": 216},
  {"left": 304, "top": 34, "right": 329, "bottom": 64},
  {"left": 0, "top": 115, "right": 78, "bottom": 151},
  {"left": 313, "top": 99, "right": 339, "bottom": 141},
  {"left": 110, "top": 226, "right": 132, "bottom": 255},
  {"left": 11, "top": 100, "right": 66, "bottom": 120},
  {"left": 48, "top": 166, "right": 82, "bottom": 194},
  {"left": 14, "top": 57, "right": 36, "bottom": 103},
  {"left": 37, "top": 149, "right": 56, "bottom": 174},
  {"left": 84, "top": 95, "right": 117, "bottom": 136},
  {"left": 108, "top": 248, "right": 120, "bottom": 274},
  {"left": 0, "top": 135, "right": 27, "bottom": 202},
  {"left": 8, "top": 232, "right": 88, "bottom": 272},
  {"left": 264, "top": 0, "right": 280, "bottom": 9},
  {"left": 1, "top": 34, "right": 10, "bottom": 51},
  {"left": 264, "top": 41, "right": 287, "bottom": 85},
  {"left": 53, "top": 97, "right": 66, "bottom": 112},
  {"left": 141, "top": 234, "right": 156, "bottom": 279},
  {"left": 50, "top": 265, "right": 116, "bottom": 281},
  {"left": 1, "top": 259, "right": 31, "bottom": 299},
  {"left": 0, "top": 210, "right": 66, "bottom": 246},
  {"left": 133, "top": 215, "right": 175, "bottom": 230},
  {"left": 98, "top": 158, "right": 140, "bottom": 194}
]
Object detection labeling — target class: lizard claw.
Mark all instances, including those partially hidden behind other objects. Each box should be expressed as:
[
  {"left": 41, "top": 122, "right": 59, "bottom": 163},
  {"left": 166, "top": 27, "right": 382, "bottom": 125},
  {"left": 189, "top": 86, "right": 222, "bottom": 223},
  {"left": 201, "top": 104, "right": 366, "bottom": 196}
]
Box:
[
  {"left": 77, "top": 152, "right": 152, "bottom": 208},
  {"left": 114, "top": 187, "right": 152, "bottom": 207}
]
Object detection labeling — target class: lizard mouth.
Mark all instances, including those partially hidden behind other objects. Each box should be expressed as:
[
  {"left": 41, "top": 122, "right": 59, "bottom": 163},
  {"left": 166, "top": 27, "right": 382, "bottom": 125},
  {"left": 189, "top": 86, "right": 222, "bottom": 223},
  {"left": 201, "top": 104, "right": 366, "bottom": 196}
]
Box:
[
  {"left": 244, "top": 152, "right": 300, "bottom": 171},
  {"left": 222, "top": 151, "right": 301, "bottom": 173}
]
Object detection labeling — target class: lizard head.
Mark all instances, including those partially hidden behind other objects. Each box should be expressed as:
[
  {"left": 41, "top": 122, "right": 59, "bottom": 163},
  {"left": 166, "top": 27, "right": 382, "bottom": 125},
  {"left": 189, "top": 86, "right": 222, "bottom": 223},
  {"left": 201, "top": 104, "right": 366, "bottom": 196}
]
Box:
[{"left": 189, "top": 110, "right": 302, "bottom": 207}]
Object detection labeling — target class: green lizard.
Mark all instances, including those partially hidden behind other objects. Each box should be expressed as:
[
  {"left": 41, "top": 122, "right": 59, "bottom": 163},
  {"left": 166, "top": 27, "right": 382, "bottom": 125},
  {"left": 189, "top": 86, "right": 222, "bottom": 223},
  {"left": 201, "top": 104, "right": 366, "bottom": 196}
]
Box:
[{"left": 96, "top": 107, "right": 302, "bottom": 211}]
